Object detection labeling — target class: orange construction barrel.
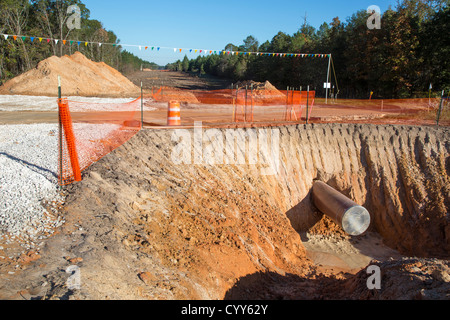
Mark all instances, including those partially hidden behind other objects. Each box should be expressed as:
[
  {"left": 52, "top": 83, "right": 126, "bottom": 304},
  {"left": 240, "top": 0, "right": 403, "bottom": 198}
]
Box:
[{"left": 167, "top": 100, "right": 181, "bottom": 126}]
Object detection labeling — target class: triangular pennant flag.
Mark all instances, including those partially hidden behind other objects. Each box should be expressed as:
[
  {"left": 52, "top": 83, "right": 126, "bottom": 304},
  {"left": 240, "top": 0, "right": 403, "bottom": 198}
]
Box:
[
  {"left": 157, "top": 47, "right": 160, "bottom": 51},
  {"left": 3, "top": 35, "right": 8, "bottom": 40},
  {"left": 70, "top": 40, "right": 74, "bottom": 45},
  {"left": 30, "top": 37, "right": 34, "bottom": 42},
  {"left": 209, "top": 51, "right": 212, "bottom": 54},
  {"left": 174, "top": 48, "right": 177, "bottom": 52},
  {"left": 179, "top": 48, "right": 182, "bottom": 53},
  {"left": 63, "top": 40, "right": 66, "bottom": 45},
  {"left": 190, "top": 49, "right": 192, "bottom": 52},
  {"left": 54, "top": 39, "right": 58, "bottom": 44},
  {"left": 195, "top": 49, "right": 198, "bottom": 53},
  {"left": 21, "top": 36, "right": 26, "bottom": 41},
  {"left": 98, "top": 43, "right": 102, "bottom": 47},
  {"left": 139, "top": 46, "right": 142, "bottom": 50},
  {"left": 13, "top": 36, "right": 17, "bottom": 41},
  {"left": 39, "top": 38, "right": 43, "bottom": 42},
  {"left": 85, "top": 42, "right": 88, "bottom": 46},
  {"left": 145, "top": 46, "right": 148, "bottom": 50},
  {"left": 151, "top": 47, "right": 154, "bottom": 50},
  {"left": 46, "top": 38, "right": 50, "bottom": 43}
]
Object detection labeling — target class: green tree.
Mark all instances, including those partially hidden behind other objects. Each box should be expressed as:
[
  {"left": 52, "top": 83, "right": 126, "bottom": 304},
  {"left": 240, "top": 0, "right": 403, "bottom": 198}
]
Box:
[{"left": 182, "top": 55, "right": 189, "bottom": 72}]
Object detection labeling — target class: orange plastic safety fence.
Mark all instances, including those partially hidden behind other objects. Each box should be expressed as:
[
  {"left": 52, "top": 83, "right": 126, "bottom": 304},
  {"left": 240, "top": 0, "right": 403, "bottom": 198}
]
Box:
[
  {"left": 150, "top": 87, "right": 317, "bottom": 123},
  {"left": 58, "top": 97, "right": 141, "bottom": 186},
  {"left": 147, "top": 87, "right": 448, "bottom": 126}
]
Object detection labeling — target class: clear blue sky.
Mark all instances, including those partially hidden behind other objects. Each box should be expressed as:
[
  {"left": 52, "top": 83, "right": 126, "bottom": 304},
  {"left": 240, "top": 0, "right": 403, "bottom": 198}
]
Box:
[{"left": 83, "top": 0, "right": 398, "bottom": 66}]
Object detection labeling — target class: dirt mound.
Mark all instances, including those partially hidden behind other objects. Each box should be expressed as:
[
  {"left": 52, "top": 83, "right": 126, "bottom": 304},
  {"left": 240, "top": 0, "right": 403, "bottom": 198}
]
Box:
[
  {"left": 333, "top": 258, "right": 450, "bottom": 300},
  {"left": 234, "top": 80, "right": 278, "bottom": 91},
  {"left": 234, "top": 80, "right": 286, "bottom": 105},
  {"left": 225, "top": 257, "right": 450, "bottom": 300},
  {"left": 0, "top": 52, "right": 140, "bottom": 98}
]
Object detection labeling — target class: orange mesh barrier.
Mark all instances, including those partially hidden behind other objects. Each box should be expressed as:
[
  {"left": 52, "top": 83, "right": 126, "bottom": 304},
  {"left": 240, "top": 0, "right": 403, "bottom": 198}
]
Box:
[
  {"left": 57, "top": 87, "right": 448, "bottom": 186},
  {"left": 144, "top": 87, "right": 448, "bottom": 127},
  {"left": 58, "top": 97, "right": 141, "bottom": 186},
  {"left": 148, "top": 87, "right": 316, "bottom": 124},
  {"left": 58, "top": 98, "right": 82, "bottom": 183}
]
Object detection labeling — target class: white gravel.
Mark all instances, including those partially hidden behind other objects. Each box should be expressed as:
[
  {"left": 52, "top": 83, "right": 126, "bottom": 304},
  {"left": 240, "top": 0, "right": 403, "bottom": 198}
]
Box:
[
  {"left": 0, "top": 121, "right": 135, "bottom": 256},
  {"left": 0, "top": 94, "right": 147, "bottom": 258},
  {"left": 0, "top": 95, "right": 156, "bottom": 111},
  {"left": 0, "top": 124, "right": 64, "bottom": 251}
]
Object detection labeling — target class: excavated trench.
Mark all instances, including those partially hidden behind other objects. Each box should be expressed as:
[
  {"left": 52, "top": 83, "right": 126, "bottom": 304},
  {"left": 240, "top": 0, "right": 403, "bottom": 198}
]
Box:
[{"left": 56, "top": 123, "right": 449, "bottom": 300}]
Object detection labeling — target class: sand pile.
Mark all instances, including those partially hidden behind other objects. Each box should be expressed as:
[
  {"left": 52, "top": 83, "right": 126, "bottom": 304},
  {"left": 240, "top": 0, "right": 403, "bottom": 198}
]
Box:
[{"left": 0, "top": 52, "right": 140, "bottom": 98}]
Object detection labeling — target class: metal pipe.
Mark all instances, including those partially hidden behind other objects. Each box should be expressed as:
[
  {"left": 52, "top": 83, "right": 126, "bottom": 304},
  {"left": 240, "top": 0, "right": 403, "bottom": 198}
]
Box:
[{"left": 312, "top": 181, "right": 371, "bottom": 236}]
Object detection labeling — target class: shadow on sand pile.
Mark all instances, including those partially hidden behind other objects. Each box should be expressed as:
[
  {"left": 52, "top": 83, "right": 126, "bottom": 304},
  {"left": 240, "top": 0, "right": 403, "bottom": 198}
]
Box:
[{"left": 41, "top": 124, "right": 449, "bottom": 300}]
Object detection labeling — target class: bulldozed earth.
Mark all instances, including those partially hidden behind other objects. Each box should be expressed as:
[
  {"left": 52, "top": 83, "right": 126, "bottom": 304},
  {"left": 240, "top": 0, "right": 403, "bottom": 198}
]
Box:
[
  {"left": 0, "top": 63, "right": 448, "bottom": 300},
  {"left": 0, "top": 123, "right": 449, "bottom": 300}
]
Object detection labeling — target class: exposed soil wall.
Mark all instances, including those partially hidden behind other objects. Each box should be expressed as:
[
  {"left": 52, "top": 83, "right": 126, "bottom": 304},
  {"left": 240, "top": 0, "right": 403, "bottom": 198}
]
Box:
[
  {"left": 280, "top": 124, "right": 449, "bottom": 258},
  {"left": 2, "top": 123, "right": 447, "bottom": 300},
  {"left": 59, "top": 124, "right": 449, "bottom": 299}
]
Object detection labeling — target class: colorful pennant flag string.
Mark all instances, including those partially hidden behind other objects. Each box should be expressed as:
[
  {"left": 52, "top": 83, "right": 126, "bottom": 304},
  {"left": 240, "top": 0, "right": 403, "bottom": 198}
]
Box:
[{"left": 0, "top": 33, "right": 331, "bottom": 59}]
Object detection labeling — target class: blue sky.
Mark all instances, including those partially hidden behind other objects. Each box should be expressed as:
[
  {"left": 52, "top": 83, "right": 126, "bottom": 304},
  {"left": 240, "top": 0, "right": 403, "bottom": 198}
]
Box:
[{"left": 83, "top": 0, "right": 398, "bottom": 66}]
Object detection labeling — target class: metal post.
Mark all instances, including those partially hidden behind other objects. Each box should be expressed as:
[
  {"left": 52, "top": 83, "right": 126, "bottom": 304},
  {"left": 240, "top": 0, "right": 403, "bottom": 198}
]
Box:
[
  {"left": 231, "top": 83, "right": 235, "bottom": 123},
  {"left": 428, "top": 83, "right": 432, "bottom": 112},
  {"left": 245, "top": 85, "right": 248, "bottom": 123},
  {"left": 58, "top": 75, "right": 63, "bottom": 188},
  {"left": 326, "top": 54, "right": 331, "bottom": 104},
  {"left": 306, "top": 85, "right": 310, "bottom": 124},
  {"left": 235, "top": 85, "right": 239, "bottom": 123},
  {"left": 251, "top": 83, "right": 254, "bottom": 123},
  {"left": 437, "top": 90, "right": 445, "bottom": 126},
  {"left": 140, "top": 81, "right": 144, "bottom": 129},
  {"left": 285, "top": 86, "right": 289, "bottom": 121}
]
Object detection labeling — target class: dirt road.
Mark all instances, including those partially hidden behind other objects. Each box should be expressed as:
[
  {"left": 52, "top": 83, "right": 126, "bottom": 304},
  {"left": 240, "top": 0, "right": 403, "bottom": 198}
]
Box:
[{"left": 126, "top": 69, "right": 233, "bottom": 91}]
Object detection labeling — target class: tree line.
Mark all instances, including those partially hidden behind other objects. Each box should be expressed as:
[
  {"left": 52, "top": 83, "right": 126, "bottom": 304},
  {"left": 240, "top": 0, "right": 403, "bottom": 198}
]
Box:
[
  {"left": 168, "top": 0, "right": 449, "bottom": 99},
  {"left": 0, "top": 0, "right": 157, "bottom": 84}
]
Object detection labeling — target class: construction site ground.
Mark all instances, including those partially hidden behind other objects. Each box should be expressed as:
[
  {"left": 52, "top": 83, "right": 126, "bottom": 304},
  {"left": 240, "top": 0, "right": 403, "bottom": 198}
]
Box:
[{"left": 0, "top": 69, "right": 448, "bottom": 301}]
